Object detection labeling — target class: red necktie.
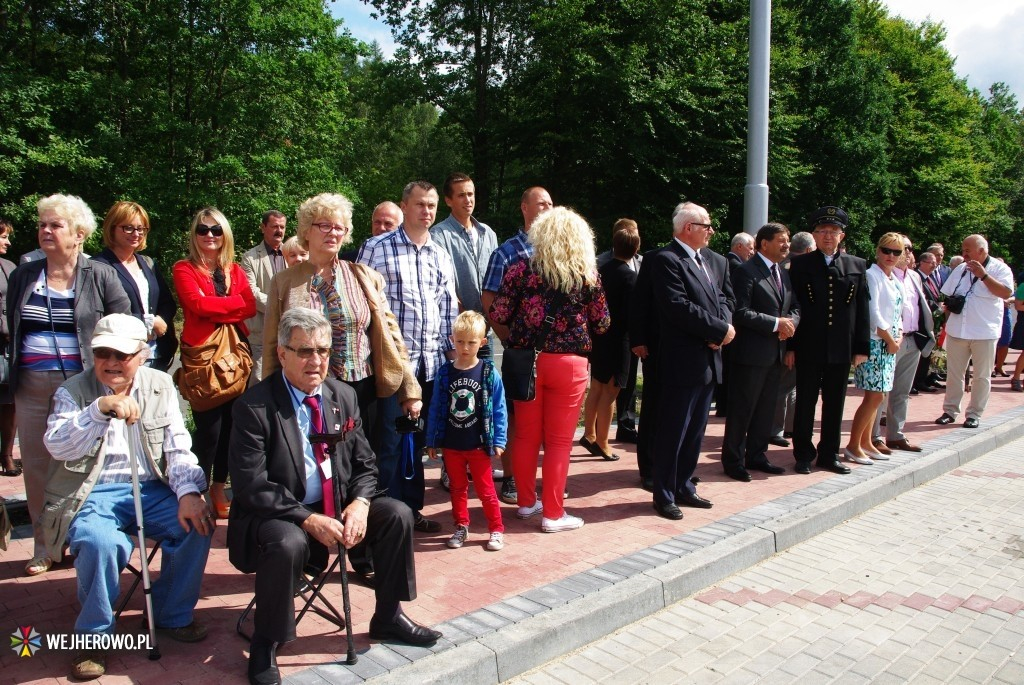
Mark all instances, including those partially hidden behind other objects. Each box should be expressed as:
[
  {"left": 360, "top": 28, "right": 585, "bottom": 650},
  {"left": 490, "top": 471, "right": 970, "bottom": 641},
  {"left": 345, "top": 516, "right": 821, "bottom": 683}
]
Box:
[{"left": 303, "top": 395, "right": 335, "bottom": 518}]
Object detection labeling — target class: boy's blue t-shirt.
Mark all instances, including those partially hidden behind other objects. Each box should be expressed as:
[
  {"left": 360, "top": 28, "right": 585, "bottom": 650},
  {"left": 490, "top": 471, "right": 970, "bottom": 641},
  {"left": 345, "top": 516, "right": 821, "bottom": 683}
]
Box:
[{"left": 443, "top": 360, "right": 485, "bottom": 451}]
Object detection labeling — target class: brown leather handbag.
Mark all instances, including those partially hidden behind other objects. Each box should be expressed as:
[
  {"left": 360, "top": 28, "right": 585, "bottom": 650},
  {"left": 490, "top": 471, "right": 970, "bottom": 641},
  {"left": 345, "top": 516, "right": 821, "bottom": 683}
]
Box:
[{"left": 174, "top": 324, "right": 252, "bottom": 411}]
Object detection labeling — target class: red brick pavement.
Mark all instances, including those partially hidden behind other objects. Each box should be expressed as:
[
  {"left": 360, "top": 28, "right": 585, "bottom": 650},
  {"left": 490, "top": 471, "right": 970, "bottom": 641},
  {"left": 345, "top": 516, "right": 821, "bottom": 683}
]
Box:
[{"left": 1, "top": 364, "right": 1022, "bottom": 684}]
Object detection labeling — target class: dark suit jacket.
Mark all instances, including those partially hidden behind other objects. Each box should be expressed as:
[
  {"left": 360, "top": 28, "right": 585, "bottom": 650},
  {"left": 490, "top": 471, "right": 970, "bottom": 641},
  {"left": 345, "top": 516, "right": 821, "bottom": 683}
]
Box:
[
  {"left": 904, "top": 270, "right": 936, "bottom": 356},
  {"left": 917, "top": 268, "right": 942, "bottom": 312},
  {"left": 227, "top": 370, "right": 378, "bottom": 574},
  {"left": 727, "top": 252, "right": 744, "bottom": 270},
  {"left": 92, "top": 248, "right": 178, "bottom": 368},
  {"left": 628, "top": 247, "right": 664, "bottom": 354},
  {"left": 788, "top": 250, "right": 870, "bottom": 364},
  {"left": 648, "top": 241, "right": 734, "bottom": 386},
  {"left": 730, "top": 256, "right": 800, "bottom": 366}
]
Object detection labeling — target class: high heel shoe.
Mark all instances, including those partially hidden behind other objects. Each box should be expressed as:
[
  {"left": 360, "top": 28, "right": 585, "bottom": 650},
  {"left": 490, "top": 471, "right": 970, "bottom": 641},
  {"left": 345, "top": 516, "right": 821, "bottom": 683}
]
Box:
[
  {"left": 843, "top": 449, "right": 872, "bottom": 465},
  {"left": 209, "top": 482, "right": 230, "bottom": 519}
]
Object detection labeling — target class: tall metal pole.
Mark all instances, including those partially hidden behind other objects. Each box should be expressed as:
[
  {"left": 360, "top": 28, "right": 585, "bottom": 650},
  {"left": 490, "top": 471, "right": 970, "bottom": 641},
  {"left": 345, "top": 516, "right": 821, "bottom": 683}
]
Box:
[{"left": 744, "top": 0, "right": 771, "bottom": 235}]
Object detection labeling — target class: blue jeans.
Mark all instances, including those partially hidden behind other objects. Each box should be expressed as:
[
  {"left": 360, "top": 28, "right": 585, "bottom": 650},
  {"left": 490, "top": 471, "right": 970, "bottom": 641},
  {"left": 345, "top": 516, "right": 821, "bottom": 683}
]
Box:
[{"left": 66, "top": 481, "right": 211, "bottom": 634}]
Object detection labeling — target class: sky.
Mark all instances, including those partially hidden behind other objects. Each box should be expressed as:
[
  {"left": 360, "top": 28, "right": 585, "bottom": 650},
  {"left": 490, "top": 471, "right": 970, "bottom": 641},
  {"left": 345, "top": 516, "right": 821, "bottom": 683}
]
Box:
[{"left": 330, "top": 0, "right": 1024, "bottom": 106}]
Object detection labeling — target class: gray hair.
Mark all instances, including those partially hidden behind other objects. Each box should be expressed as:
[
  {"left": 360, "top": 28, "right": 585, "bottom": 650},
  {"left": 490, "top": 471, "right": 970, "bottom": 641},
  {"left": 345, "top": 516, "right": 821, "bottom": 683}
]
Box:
[
  {"left": 671, "top": 202, "right": 703, "bottom": 235},
  {"left": 278, "top": 308, "right": 331, "bottom": 347},
  {"left": 790, "top": 231, "right": 816, "bottom": 255},
  {"left": 731, "top": 233, "right": 754, "bottom": 250}
]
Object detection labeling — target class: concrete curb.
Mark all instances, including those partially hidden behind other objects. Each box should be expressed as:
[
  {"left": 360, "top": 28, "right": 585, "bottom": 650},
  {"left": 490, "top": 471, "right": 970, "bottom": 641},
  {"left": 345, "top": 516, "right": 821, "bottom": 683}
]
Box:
[{"left": 291, "top": 404, "right": 1024, "bottom": 684}]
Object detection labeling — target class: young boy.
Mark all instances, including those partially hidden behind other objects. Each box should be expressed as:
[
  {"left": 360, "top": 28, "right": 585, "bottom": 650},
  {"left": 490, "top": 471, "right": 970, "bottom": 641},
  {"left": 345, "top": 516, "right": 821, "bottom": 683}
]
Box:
[{"left": 426, "top": 311, "right": 508, "bottom": 550}]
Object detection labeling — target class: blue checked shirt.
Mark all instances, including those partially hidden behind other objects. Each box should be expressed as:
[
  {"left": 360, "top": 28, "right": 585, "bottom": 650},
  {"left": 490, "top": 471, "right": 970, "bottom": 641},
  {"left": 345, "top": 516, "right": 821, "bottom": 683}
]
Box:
[
  {"left": 482, "top": 229, "right": 532, "bottom": 293},
  {"left": 356, "top": 226, "right": 457, "bottom": 381}
]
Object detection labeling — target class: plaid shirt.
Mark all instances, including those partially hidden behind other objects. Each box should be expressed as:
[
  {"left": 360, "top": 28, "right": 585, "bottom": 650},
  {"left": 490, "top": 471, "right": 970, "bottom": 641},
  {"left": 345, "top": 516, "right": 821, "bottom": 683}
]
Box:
[
  {"left": 356, "top": 226, "right": 457, "bottom": 381},
  {"left": 482, "top": 229, "right": 532, "bottom": 293}
]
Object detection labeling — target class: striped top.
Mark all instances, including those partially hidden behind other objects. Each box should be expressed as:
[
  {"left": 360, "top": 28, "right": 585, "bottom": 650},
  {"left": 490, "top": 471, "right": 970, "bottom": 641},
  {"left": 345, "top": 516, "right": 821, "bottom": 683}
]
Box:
[
  {"left": 309, "top": 262, "right": 373, "bottom": 382},
  {"left": 18, "top": 271, "right": 82, "bottom": 373}
]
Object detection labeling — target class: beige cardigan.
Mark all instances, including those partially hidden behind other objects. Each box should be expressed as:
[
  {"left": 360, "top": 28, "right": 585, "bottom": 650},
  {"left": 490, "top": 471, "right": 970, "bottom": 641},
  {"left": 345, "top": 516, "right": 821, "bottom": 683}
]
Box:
[{"left": 262, "top": 261, "right": 421, "bottom": 402}]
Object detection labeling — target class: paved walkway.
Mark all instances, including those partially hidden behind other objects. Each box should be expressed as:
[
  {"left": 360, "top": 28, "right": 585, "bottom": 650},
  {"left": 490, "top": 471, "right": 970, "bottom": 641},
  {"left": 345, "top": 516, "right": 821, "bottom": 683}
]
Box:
[
  {"left": 1, "top": 366, "right": 1023, "bottom": 684},
  {"left": 507, "top": 431, "right": 1024, "bottom": 684}
]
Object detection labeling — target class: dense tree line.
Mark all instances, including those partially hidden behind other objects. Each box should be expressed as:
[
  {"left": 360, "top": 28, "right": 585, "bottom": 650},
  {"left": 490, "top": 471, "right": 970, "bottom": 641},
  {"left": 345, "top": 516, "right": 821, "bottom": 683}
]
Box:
[{"left": 2, "top": 0, "right": 1022, "bottom": 264}]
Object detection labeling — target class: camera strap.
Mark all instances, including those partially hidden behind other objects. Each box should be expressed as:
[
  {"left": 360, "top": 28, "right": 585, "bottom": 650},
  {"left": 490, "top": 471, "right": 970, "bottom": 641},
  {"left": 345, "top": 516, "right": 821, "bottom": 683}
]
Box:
[{"left": 401, "top": 432, "right": 416, "bottom": 480}]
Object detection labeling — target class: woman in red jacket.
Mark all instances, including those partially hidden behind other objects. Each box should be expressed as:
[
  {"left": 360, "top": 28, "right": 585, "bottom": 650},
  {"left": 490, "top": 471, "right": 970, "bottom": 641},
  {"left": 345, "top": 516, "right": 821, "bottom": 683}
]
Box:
[{"left": 173, "top": 208, "right": 256, "bottom": 518}]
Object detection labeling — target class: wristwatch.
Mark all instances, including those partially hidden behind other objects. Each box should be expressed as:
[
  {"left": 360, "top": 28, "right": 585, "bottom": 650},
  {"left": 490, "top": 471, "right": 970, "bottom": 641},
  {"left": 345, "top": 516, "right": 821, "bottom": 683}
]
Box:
[
  {"left": 980, "top": 273, "right": 989, "bottom": 281},
  {"left": 353, "top": 496, "right": 371, "bottom": 507}
]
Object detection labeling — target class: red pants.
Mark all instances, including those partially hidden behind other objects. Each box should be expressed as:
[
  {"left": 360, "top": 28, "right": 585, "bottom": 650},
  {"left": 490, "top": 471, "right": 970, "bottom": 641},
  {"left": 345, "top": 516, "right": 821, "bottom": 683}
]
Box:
[
  {"left": 443, "top": 448, "right": 504, "bottom": 533},
  {"left": 512, "top": 353, "right": 589, "bottom": 520}
]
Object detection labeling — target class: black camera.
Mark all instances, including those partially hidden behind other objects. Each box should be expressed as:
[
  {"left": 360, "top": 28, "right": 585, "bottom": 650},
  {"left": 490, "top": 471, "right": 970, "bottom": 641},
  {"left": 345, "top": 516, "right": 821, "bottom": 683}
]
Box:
[
  {"left": 395, "top": 414, "right": 424, "bottom": 434},
  {"left": 945, "top": 294, "right": 966, "bottom": 315}
]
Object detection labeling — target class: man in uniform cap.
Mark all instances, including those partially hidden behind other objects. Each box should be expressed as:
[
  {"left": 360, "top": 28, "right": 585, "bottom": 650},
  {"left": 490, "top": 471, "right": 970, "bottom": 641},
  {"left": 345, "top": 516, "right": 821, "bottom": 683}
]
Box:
[{"left": 787, "top": 206, "right": 870, "bottom": 474}]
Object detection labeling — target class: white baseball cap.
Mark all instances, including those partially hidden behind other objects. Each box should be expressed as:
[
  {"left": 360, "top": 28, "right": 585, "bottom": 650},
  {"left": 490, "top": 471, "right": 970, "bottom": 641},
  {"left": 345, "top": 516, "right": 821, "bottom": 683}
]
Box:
[{"left": 91, "top": 314, "right": 148, "bottom": 355}]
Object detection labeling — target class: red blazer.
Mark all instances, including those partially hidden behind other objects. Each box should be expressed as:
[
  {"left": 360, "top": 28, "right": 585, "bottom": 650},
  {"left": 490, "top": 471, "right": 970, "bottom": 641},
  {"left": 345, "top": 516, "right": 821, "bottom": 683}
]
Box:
[{"left": 172, "top": 260, "right": 256, "bottom": 346}]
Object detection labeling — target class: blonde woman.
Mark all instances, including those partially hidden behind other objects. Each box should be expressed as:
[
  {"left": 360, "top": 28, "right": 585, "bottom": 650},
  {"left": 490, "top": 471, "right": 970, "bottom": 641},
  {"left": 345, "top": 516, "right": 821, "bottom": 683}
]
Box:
[
  {"left": 172, "top": 208, "right": 256, "bottom": 517},
  {"left": 490, "top": 207, "right": 610, "bottom": 533},
  {"left": 844, "top": 233, "right": 906, "bottom": 464},
  {"left": 7, "top": 194, "right": 130, "bottom": 574}
]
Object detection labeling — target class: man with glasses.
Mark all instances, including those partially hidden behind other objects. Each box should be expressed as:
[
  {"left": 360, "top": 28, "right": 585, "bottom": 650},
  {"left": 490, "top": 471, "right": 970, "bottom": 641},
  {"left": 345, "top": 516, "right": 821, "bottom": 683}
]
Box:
[
  {"left": 40, "top": 314, "right": 213, "bottom": 680},
  {"left": 788, "top": 206, "right": 870, "bottom": 474},
  {"left": 229, "top": 309, "right": 439, "bottom": 685},
  {"left": 241, "top": 210, "right": 288, "bottom": 382}
]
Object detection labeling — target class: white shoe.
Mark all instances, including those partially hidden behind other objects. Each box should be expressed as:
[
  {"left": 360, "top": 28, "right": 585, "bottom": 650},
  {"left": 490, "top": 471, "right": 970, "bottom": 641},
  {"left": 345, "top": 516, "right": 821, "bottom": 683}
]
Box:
[
  {"left": 486, "top": 532, "right": 504, "bottom": 551},
  {"left": 541, "top": 513, "right": 584, "bottom": 533},
  {"left": 516, "top": 501, "right": 543, "bottom": 519},
  {"left": 843, "top": 449, "right": 873, "bottom": 465},
  {"left": 866, "top": 449, "right": 889, "bottom": 461}
]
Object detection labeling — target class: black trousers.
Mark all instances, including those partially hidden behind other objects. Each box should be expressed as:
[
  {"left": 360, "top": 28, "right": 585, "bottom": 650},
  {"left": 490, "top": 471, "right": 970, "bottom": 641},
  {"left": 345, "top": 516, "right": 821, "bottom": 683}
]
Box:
[
  {"left": 652, "top": 380, "right": 714, "bottom": 506},
  {"left": 250, "top": 497, "right": 416, "bottom": 643},
  {"left": 635, "top": 354, "right": 660, "bottom": 480},
  {"left": 615, "top": 353, "right": 640, "bottom": 435},
  {"left": 721, "top": 361, "right": 782, "bottom": 470},
  {"left": 792, "top": 358, "right": 851, "bottom": 464}
]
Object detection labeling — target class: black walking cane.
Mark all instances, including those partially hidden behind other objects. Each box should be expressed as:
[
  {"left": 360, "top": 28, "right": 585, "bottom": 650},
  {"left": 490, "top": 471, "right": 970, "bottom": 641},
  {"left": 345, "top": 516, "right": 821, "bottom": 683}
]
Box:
[
  {"left": 312, "top": 431, "right": 358, "bottom": 665},
  {"left": 113, "top": 413, "right": 161, "bottom": 660}
]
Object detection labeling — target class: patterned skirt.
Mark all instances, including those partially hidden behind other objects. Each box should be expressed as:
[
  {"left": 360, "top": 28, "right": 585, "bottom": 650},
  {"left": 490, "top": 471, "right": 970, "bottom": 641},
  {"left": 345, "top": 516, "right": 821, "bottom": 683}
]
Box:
[{"left": 854, "top": 338, "right": 897, "bottom": 392}]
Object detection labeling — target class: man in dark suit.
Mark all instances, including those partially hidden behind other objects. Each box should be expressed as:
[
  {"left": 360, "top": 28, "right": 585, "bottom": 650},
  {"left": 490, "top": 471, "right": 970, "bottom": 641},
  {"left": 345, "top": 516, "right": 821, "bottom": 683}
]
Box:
[
  {"left": 647, "top": 202, "right": 735, "bottom": 519},
  {"left": 788, "top": 206, "right": 870, "bottom": 475},
  {"left": 914, "top": 250, "right": 944, "bottom": 392},
  {"left": 715, "top": 233, "right": 755, "bottom": 417},
  {"left": 229, "top": 308, "right": 439, "bottom": 685},
  {"left": 629, "top": 245, "right": 665, "bottom": 491},
  {"left": 721, "top": 223, "right": 800, "bottom": 482}
]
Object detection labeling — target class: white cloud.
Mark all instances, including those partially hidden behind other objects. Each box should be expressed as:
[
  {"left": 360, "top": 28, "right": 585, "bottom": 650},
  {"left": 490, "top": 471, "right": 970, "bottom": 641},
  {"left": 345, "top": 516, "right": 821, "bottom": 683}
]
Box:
[{"left": 330, "top": 0, "right": 398, "bottom": 57}]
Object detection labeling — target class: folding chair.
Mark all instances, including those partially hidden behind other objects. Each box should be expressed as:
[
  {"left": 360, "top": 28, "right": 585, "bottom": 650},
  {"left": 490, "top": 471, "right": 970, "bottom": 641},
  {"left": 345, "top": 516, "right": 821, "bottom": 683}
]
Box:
[
  {"left": 114, "top": 540, "right": 163, "bottom": 620},
  {"left": 236, "top": 554, "right": 346, "bottom": 641}
]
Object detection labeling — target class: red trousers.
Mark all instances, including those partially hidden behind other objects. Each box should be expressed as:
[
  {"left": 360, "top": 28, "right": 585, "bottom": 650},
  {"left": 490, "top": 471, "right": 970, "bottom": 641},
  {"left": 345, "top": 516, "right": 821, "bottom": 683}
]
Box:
[
  {"left": 443, "top": 448, "right": 504, "bottom": 533},
  {"left": 512, "top": 353, "right": 589, "bottom": 520}
]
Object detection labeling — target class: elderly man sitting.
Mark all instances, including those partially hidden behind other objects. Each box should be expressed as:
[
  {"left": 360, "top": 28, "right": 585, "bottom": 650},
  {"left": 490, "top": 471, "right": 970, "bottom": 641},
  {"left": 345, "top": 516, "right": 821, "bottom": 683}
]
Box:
[{"left": 41, "top": 313, "right": 213, "bottom": 680}]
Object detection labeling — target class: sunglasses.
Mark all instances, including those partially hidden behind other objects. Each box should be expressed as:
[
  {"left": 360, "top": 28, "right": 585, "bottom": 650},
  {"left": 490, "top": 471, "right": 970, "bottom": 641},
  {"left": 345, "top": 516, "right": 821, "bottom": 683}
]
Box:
[
  {"left": 196, "top": 224, "right": 224, "bottom": 237},
  {"left": 879, "top": 246, "right": 903, "bottom": 257},
  {"left": 285, "top": 345, "right": 332, "bottom": 359},
  {"left": 94, "top": 348, "right": 140, "bottom": 362}
]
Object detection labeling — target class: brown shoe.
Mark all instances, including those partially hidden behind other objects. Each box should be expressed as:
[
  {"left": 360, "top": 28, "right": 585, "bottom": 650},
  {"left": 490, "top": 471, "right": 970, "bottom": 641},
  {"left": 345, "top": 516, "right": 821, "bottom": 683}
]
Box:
[
  {"left": 156, "top": 621, "right": 208, "bottom": 643},
  {"left": 71, "top": 649, "right": 106, "bottom": 680},
  {"left": 871, "top": 438, "right": 892, "bottom": 455},
  {"left": 886, "top": 438, "right": 922, "bottom": 453}
]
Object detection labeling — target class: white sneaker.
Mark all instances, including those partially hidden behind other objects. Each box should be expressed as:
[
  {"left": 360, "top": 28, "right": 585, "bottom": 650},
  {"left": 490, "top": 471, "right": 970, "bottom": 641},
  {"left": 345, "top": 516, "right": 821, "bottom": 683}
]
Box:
[
  {"left": 446, "top": 525, "right": 469, "bottom": 549},
  {"left": 486, "top": 532, "right": 504, "bottom": 551},
  {"left": 541, "top": 513, "right": 584, "bottom": 533},
  {"left": 516, "top": 501, "right": 543, "bottom": 519}
]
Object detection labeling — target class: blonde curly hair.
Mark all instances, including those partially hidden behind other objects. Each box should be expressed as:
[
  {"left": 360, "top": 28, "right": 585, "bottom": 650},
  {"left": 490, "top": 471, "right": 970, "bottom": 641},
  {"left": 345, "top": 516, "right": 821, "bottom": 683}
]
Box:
[
  {"left": 528, "top": 207, "right": 598, "bottom": 293},
  {"left": 296, "top": 193, "right": 354, "bottom": 250}
]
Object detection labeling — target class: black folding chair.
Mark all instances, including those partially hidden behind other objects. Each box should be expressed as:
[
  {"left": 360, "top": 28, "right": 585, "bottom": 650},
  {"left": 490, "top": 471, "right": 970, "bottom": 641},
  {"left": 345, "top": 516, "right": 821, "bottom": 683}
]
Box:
[
  {"left": 236, "top": 554, "right": 346, "bottom": 641},
  {"left": 114, "top": 540, "right": 163, "bottom": 620}
]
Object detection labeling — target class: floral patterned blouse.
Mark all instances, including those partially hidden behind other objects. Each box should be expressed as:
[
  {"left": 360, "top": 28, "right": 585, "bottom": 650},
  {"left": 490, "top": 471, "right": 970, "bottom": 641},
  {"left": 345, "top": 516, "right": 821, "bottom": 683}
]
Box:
[{"left": 490, "top": 260, "right": 610, "bottom": 355}]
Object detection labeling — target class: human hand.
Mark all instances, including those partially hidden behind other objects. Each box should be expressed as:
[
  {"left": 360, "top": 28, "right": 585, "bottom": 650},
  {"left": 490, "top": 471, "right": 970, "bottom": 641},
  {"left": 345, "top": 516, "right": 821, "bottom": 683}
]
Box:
[
  {"left": 151, "top": 316, "right": 168, "bottom": 338},
  {"left": 401, "top": 399, "right": 423, "bottom": 419},
  {"left": 853, "top": 354, "right": 868, "bottom": 367},
  {"left": 778, "top": 318, "right": 796, "bottom": 340},
  {"left": 340, "top": 500, "right": 370, "bottom": 549},
  {"left": 721, "top": 324, "right": 736, "bottom": 345},
  {"left": 427, "top": 448, "right": 439, "bottom": 460},
  {"left": 177, "top": 493, "right": 215, "bottom": 536},
  {"left": 301, "top": 513, "right": 347, "bottom": 548},
  {"left": 98, "top": 394, "right": 141, "bottom": 425}
]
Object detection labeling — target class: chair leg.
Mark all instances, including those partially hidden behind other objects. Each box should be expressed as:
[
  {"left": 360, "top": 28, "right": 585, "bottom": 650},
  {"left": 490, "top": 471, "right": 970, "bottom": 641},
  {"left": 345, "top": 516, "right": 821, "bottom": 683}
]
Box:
[
  {"left": 236, "top": 596, "right": 258, "bottom": 642},
  {"left": 114, "top": 542, "right": 162, "bottom": 620}
]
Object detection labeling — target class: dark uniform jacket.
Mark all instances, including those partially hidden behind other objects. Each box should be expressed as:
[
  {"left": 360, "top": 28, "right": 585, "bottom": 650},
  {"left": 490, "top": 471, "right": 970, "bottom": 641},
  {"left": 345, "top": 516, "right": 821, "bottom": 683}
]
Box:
[{"left": 788, "top": 250, "right": 870, "bottom": 364}]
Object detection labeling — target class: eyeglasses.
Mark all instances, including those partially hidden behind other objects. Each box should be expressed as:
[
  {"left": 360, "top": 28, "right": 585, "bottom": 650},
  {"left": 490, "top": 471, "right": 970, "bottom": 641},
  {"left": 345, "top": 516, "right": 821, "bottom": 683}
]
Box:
[
  {"left": 879, "top": 246, "right": 903, "bottom": 257},
  {"left": 119, "top": 225, "right": 148, "bottom": 235},
  {"left": 312, "top": 222, "right": 349, "bottom": 234},
  {"left": 904, "top": 246, "right": 913, "bottom": 252},
  {"left": 689, "top": 222, "right": 713, "bottom": 231},
  {"left": 196, "top": 224, "right": 224, "bottom": 237},
  {"left": 94, "top": 348, "right": 141, "bottom": 362},
  {"left": 285, "top": 345, "right": 332, "bottom": 359}
]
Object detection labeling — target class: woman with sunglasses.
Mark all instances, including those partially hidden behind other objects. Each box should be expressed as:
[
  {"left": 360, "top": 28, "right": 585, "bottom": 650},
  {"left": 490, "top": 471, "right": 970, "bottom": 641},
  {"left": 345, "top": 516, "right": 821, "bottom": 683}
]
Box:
[
  {"left": 173, "top": 208, "right": 256, "bottom": 518},
  {"left": 844, "top": 233, "right": 906, "bottom": 465},
  {"left": 92, "top": 202, "right": 178, "bottom": 372},
  {"left": 6, "top": 194, "right": 130, "bottom": 575},
  {"left": 263, "top": 193, "right": 421, "bottom": 441}
]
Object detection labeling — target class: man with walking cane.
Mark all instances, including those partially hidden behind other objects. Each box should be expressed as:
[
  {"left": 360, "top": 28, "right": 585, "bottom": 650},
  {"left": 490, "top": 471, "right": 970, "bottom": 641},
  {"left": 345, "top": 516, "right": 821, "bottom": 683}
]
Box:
[
  {"left": 229, "top": 308, "right": 440, "bottom": 685},
  {"left": 41, "top": 313, "right": 213, "bottom": 680}
]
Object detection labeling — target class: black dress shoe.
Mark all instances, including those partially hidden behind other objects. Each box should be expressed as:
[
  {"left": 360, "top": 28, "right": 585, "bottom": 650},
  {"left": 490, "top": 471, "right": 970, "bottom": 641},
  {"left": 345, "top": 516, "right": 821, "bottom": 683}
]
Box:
[
  {"left": 678, "top": 493, "right": 713, "bottom": 509},
  {"left": 413, "top": 514, "right": 442, "bottom": 533},
  {"left": 817, "top": 459, "right": 851, "bottom": 474},
  {"left": 653, "top": 502, "right": 684, "bottom": 520},
  {"left": 935, "top": 413, "right": 955, "bottom": 425},
  {"left": 690, "top": 476, "right": 701, "bottom": 484},
  {"left": 248, "top": 634, "right": 280, "bottom": 685},
  {"left": 616, "top": 429, "right": 638, "bottom": 444},
  {"left": 794, "top": 461, "right": 812, "bottom": 474},
  {"left": 369, "top": 612, "right": 442, "bottom": 646},
  {"left": 353, "top": 568, "right": 375, "bottom": 588},
  {"left": 768, "top": 436, "right": 790, "bottom": 447},
  {"left": 640, "top": 477, "right": 654, "bottom": 492},
  {"left": 964, "top": 417, "right": 980, "bottom": 428},
  {"left": 724, "top": 466, "right": 752, "bottom": 482},
  {"left": 783, "top": 431, "right": 793, "bottom": 439},
  {"left": 747, "top": 460, "right": 785, "bottom": 475}
]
